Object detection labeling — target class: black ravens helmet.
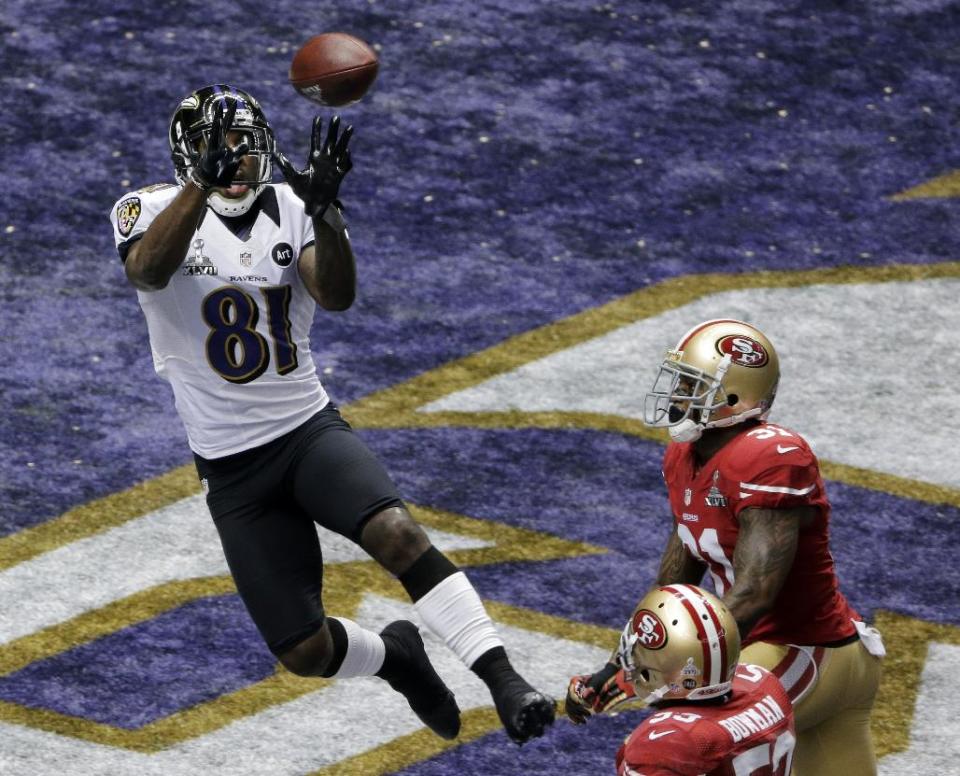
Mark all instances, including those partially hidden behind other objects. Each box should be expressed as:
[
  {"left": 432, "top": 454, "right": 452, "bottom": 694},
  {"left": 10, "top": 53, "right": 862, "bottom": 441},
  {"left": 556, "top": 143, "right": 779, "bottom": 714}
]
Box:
[{"left": 169, "top": 85, "right": 275, "bottom": 214}]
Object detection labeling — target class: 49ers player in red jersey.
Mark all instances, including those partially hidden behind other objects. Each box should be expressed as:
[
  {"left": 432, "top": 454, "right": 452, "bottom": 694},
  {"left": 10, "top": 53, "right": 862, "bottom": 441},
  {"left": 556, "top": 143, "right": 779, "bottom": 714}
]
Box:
[
  {"left": 612, "top": 585, "right": 795, "bottom": 776},
  {"left": 567, "top": 319, "right": 885, "bottom": 776}
]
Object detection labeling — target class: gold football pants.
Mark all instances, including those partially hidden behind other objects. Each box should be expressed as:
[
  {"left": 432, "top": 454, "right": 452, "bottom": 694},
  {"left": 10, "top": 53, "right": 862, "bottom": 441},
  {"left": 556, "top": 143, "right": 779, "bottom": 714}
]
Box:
[{"left": 741, "top": 638, "right": 882, "bottom": 776}]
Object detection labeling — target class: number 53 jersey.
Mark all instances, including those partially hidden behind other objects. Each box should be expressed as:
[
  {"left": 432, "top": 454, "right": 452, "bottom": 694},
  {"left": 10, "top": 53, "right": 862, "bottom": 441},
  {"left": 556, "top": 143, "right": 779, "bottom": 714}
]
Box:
[
  {"left": 616, "top": 665, "right": 795, "bottom": 776},
  {"left": 109, "top": 183, "right": 329, "bottom": 459},
  {"left": 661, "top": 422, "right": 859, "bottom": 646}
]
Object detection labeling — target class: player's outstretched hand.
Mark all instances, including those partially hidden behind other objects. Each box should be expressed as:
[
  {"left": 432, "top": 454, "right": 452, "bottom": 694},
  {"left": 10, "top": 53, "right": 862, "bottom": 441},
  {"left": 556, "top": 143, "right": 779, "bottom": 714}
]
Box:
[
  {"left": 191, "top": 100, "right": 248, "bottom": 191},
  {"left": 274, "top": 115, "right": 353, "bottom": 218},
  {"left": 565, "top": 674, "right": 598, "bottom": 725},
  {"left": 565, "top": 663, "right": 637, "bottom": 724}
]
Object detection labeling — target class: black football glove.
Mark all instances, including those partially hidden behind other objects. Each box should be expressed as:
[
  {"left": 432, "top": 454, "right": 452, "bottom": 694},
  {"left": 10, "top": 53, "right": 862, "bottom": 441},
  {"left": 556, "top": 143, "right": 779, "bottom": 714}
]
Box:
[
  {"left": 274, "top": 115, "right": 354, "bottom": 219},
  {"left": 565, "top": 662, "right": 637, "bottom": 724},
  {"left": 190, "top": 100, "right": 249, "bottom": 191}
]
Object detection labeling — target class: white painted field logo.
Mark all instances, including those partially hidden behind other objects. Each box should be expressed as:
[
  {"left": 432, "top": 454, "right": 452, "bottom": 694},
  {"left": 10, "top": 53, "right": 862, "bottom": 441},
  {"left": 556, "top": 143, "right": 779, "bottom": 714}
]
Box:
[
  {"left": 632, "top": 609, "right": 668, "bottom": 649},
  {"left": 716, "top": 335, "right": 768, "bottom": 367}
]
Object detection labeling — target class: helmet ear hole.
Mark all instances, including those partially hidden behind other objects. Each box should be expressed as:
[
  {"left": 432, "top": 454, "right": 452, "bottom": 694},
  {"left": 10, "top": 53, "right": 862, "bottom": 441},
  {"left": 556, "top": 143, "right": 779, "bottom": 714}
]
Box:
[{"left": 726, "top": 393, "right": 739, "bottom": 406}]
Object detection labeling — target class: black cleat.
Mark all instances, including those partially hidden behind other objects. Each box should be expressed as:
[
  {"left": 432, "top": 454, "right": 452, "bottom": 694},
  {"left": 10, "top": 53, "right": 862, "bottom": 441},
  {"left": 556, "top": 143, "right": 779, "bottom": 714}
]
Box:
[
  {"left": 380, "top": 620, "right": 461, "bottom": 740},
  {"left": 493, "top": 681, "right": 556, "bottom": 744}
]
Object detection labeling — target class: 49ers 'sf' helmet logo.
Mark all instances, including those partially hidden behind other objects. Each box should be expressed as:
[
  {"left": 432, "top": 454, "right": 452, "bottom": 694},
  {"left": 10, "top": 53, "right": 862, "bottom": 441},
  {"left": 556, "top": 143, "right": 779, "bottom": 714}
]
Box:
[
  {"left": 716, "top": 334, "right": 769, "bottom": 368},
  {"left": 632, "top": 609, "right": 668, "bottom": 650}
]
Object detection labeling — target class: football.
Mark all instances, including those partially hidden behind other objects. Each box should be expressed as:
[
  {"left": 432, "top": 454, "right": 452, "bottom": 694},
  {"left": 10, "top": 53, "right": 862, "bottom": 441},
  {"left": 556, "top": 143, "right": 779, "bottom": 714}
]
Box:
[{"left": 289, "top": 32, "right": 379, "bottom": 107}]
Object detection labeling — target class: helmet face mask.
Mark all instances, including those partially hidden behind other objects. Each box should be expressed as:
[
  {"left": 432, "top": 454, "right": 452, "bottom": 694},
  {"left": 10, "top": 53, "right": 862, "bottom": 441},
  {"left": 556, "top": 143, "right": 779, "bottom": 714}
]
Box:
[
  {"left": 646, "top": 358, "right": 732, "bottom": 427},
  {"left": 616, "top": 585, "right": 740, "bottom": 704},
  {"left": 169, "top": 85, "right": 275, "bottom": 214},
  {"left": 643, "top": 319, "right": 780, "bottom": 442}
]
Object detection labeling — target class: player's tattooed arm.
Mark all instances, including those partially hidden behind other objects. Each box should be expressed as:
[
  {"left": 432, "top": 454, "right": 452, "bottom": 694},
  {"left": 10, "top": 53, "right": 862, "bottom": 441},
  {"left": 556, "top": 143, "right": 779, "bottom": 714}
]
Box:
[
  {"left": 656, "top": 527, "right": 707, "bottom": 586},
  {"left": 725, "top": 506, "right": 815, "bottom": 639}
]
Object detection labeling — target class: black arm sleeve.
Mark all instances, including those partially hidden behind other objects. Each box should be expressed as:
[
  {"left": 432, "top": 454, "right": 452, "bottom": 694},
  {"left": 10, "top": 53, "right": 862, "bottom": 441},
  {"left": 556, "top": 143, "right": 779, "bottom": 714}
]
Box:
[{"left": 117, "top": 233, "right": 144, "bottom": 263}]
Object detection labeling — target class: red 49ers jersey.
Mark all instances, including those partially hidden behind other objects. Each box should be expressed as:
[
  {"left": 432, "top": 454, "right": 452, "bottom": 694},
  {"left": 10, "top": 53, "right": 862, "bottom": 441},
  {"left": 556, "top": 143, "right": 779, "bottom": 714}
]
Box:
[
  {"left": 616, "top": 665, "right": 795, "bottom": 776},
  {"left": 662, "top": 422, "right": 858, "bottom": 646}
]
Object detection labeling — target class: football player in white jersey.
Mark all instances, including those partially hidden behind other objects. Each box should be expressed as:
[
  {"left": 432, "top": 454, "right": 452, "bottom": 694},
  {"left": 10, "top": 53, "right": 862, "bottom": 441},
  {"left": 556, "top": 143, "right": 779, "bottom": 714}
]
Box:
[{"left": 109, "top": 85, "right": 555, "bottom": 744}]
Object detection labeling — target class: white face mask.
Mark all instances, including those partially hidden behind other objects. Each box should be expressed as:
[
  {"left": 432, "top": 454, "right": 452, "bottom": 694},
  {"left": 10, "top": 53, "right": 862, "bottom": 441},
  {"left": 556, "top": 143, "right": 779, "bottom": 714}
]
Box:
[{"left": 207, "top": 187, "right": 259, "bottom": 216}]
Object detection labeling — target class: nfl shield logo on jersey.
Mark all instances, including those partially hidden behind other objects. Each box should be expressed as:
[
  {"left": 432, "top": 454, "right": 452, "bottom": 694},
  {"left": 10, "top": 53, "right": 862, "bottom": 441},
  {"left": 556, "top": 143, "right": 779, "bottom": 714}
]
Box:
[{"left": 684, "top": 488, "right": 692, "bottom": 506}]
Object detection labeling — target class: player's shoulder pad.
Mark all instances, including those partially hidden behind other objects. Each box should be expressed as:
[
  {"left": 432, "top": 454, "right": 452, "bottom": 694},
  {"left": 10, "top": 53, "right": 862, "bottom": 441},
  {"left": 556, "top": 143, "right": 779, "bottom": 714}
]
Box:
[
  {"left": 271, "top": 181, "right": 301, "bottom": 207},
  {"left": 662, "top": 440, "right": 688, "bottom": 468},
  {"left": 725, "top": 423, "right": 816, "bottom": 469},
  {"left": 270, "top": 182, "right": 312, "bottom": 222},
  {"left": 137, "top": 182, "right": 178, "bottom": 194},
  {"left": 730, "top": 664, "right": 793, "bottom": 721},
  {"left": 110, "top": 183, "right": 179, "bottom": 238},
  {"left": 629, "top": 713, "right": 713, "bottom": 773},
  {"left": 636, "top": 711, "right": 701, "bottom": 745}
]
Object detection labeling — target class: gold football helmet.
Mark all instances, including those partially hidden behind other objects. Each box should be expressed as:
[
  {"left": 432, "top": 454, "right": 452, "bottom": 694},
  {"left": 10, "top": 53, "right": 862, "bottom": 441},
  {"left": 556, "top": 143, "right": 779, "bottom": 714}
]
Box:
[
  {"left": 616, "top": 584, "right": 740, "bottom": 704},
  {"left": 643, "top": 318, "right": 780, "bottom": 442}
]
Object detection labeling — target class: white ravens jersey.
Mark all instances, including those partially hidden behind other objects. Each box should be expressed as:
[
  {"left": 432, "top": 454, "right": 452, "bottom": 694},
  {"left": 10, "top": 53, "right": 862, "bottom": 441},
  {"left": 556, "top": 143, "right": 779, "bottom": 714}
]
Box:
[{"left": 109, "top": 183, "right": 329, "bottom": 458}]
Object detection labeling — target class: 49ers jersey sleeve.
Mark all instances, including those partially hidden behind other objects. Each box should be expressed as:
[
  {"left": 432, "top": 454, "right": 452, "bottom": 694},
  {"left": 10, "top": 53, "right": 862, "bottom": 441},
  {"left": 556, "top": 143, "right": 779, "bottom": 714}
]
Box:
[{"left": 724, "top": 435, "right": 823, "bottom": 518}]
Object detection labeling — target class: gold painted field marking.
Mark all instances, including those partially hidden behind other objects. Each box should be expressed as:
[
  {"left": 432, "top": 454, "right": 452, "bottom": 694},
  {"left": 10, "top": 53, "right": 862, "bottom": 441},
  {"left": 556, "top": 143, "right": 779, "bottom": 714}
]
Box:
[
  {"left": 890, "top": 169, "right": 960, "bottom": 200},
  {"left": 0, "top": 505, "right": 604, "bottom": 752},
  {"left": 3, "top": 262, "right": 957, "bottom": 578}
]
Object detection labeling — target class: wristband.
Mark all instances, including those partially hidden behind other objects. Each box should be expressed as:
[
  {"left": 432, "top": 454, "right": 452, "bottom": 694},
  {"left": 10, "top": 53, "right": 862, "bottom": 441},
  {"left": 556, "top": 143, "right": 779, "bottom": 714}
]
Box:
[
  {"left": 189, "top": 169, "right": 214, "bottom": 192},
  {"left": 320, "top": 202, "right": 348, "bottom": 232}
]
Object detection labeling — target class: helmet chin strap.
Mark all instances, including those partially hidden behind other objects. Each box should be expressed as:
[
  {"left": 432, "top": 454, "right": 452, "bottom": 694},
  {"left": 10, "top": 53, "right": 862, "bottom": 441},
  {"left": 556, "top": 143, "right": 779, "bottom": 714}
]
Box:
[
  {"left": 642, "top": 679, "right": 732, "bottom": 705},
  {"left": 669, "top": 407, "right": 766, "bottom": 443},
  {"left": 642, "top": 684, "right": 672, "bottom": 705},
  {"left": 706, "top": 407, "right": 764, "bottom": 429},
  {"left": 207, "top": 187, "right": 260, "bottom": 216},
  {"left": 669, "top": 419, "right": 703, "bottom": 443}
]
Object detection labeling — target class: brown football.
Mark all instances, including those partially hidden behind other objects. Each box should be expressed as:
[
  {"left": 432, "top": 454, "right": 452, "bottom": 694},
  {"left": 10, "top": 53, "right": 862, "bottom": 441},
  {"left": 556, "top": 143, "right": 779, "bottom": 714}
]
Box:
[{"left": 289, "top": 32, "right": 379, "bottom": 107}]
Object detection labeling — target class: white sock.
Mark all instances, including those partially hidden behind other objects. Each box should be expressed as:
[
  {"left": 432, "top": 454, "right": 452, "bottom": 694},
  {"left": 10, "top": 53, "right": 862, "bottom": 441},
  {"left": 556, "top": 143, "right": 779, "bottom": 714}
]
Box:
[
  {"left": 414, "top": 572, "right": 504, "bottom": 668},
  {"left": 328, "top": 617, "right": 386, "bottom": 678}
]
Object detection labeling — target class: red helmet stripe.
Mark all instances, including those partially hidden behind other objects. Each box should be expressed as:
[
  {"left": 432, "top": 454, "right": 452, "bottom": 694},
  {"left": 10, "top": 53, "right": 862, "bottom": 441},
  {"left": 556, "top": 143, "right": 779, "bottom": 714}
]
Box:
[{"left": 662, "top": 584, "right": 714, "bottom": 685}]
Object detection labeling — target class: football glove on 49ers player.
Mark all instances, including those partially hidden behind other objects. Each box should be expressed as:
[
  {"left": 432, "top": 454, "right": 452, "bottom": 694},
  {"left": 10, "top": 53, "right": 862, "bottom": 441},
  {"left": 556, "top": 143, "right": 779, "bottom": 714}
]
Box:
[{"left": 565, "top": 662, "right": 636, "bottom": 724}]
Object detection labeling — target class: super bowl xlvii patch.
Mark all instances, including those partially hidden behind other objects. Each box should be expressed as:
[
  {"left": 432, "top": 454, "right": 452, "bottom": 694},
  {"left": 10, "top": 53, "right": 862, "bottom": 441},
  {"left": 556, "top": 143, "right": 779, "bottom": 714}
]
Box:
[
  {"left": 183, "top": 238, "right": 218, "bottom": 276},
  {"left": 116, "top": 196, "right": 142, "bottom": 237},
  {"left": 705, "top": 470, "right": 727, "bottom": 507}
]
